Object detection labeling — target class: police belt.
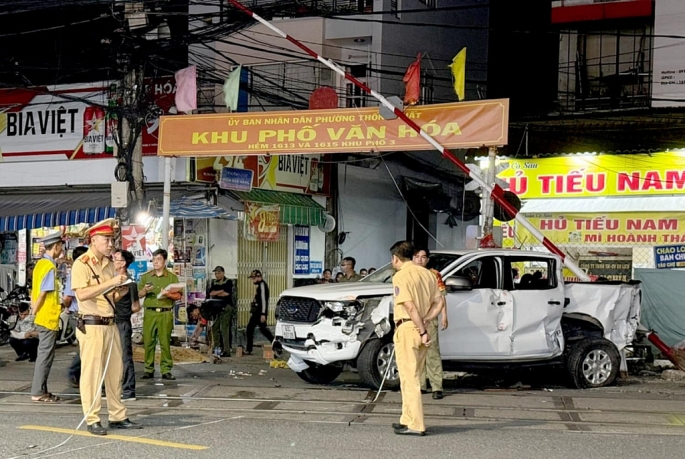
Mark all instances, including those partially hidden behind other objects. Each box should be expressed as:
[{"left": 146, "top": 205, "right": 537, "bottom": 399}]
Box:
[
  {"left": 80, "top": 315, "right": 115, "bottom": 326},
  {"left": 395, "top": 318, "right": 413, "bottom": 328},
  {"left": 146, "top": 307, "right": 173, "bottom": 313}
]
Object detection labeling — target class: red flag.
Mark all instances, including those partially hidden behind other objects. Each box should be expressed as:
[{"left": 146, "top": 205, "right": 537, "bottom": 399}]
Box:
[{"left": 403, "top": 54, "right": 421, "bottom": 106}]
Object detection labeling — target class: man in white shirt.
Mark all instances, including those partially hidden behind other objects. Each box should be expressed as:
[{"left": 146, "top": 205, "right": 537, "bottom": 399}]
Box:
[{"left": 9, "top": 304, "right": 39, "bottom": 361}]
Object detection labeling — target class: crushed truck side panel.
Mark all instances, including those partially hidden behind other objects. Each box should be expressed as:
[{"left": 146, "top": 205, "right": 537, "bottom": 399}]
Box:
[{"left": 565, "top": 282, "right": 641, "bottom": 353}]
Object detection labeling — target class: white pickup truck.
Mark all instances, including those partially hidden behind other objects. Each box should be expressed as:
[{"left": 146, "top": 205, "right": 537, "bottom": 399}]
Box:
[{"left": 274, "top": 250, "right": 641, "bottom": 389}]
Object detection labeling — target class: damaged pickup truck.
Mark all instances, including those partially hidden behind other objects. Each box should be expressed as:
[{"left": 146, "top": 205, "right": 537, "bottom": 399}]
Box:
[{"left": 274, "top": 250, "right": 641, "bottom": 389}]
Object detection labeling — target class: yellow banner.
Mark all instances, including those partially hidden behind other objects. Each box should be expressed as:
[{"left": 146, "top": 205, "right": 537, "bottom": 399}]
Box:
[
  {"left": 503, "top": 212, "right": 685, "bottom": 247},
  {"left": 497, "top": 151, "right": 685, "bottom": 198},
  {"left": 158, "top": 100, "right": 509, "bottom": 157}
]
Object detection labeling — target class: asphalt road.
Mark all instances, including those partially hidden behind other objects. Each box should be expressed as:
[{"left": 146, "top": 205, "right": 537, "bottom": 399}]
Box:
[{"left": 2, "top": 345, "right": 685, "bottom": 459}]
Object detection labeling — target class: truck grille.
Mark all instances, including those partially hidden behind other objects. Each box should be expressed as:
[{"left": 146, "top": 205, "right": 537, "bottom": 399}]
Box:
[{"left": 277, "top": 296, "right": 321, "bottom": 323}]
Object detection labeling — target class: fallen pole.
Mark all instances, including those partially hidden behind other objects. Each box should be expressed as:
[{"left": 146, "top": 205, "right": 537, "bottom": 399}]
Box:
[{"left": 227, "top": 0, "right": 590, "bottom": 281}]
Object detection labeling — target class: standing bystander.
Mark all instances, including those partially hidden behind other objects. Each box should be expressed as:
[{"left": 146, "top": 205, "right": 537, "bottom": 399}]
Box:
[
  {"left": 113, "top": 249, "right": 141, "bottom": 401},
  {"left": 338, "top": 257, "right": 363, "bottom": 282},
  {"left": 30, "top": 231, "right": 64, "bottom": 403},
  {"left": 63, "top": 245, "right": 89, "bottom": 387},
  {"left": 206, "top": 266, "right": 234, "bottom": 357},
  {"left": 245, "top": 270, "right": 274, "bottom": 355}
]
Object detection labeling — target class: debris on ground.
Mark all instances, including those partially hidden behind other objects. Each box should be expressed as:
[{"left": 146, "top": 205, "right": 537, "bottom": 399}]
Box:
[
  {"left": 509, "top": 382, "right": 531, "bottom": 390},
  {"left": 270, "top": 360, "right": 289, "bottom": 369},
  {"left": 653, "top": 359, "right": 675, "bottom": 369},
  {"left": 661, "top": 369, "right": 685, "bottom": 381},
  {"left": 133, "top": 345, "right": 207, "bottom": 364}
]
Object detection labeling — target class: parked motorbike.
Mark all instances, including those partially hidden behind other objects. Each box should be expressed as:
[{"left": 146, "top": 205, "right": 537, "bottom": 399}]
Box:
[
  {"left": 0, "top": 303, "right": 12, "bottom": 346},
  {"left": 0, "top": 285, "right": 29, "bottom": 346},
  {"left": 56, "top": 310, "right": 77, "bottom": 347}
]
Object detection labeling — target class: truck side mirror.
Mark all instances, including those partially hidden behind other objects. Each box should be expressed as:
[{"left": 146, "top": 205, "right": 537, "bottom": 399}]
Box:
[{"left": 445, "top": 276, "right": 472, "bottom": 292}]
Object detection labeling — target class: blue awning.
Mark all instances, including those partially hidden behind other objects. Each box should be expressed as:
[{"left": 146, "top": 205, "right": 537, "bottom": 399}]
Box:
[
  {"left": 169, "top": 198, "right": 236, "bottom": 220},
  {"left": 0, "top": 207, "right": 116, "bottom": 232}
]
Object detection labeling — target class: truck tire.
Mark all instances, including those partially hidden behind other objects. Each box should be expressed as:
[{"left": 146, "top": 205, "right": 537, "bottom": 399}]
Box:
[
  {"left": 357, "top": 339, "right": 400, "bottom": 390},
  {"left": 566, "top": 337, "right": 620, "bottom": 388},
  {"left": 296, "top": 362, "right": 343, "bottom": 385}
]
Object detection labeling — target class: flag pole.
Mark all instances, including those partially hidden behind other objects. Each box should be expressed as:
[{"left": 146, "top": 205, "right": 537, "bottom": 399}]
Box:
[{"left": 226, "top": 0, "right": 590, "bottom": 282}]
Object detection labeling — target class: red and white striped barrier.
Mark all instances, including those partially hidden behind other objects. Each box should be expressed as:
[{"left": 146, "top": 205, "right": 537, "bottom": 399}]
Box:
[{"left": 227, "top": 0, "right": 591, "bottom": 282}]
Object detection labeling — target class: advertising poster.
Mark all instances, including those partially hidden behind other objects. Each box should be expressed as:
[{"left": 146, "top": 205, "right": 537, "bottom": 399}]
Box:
[
  {"left": 294, "top": 225, "right": 310, "bottom": 275},
  {"left": 121, "top": 225, "right": 147, "bottom": 260},
  {"left": 654, "top": 245, "right": 685, "bottom": 269},
  {"left": 244, "top": 202, "right": 280, "bottom": 242}
]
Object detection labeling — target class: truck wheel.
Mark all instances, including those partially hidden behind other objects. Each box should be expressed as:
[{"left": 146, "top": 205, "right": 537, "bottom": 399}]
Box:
[
  {"left": 296, "top": 362, "right": 343, "bottom": 385},
  {"left": 357, "top": 339, "right": 400, "bottom": 390},
  {"left": 566, "top": 337, "right": 620, "bottom": 388}
]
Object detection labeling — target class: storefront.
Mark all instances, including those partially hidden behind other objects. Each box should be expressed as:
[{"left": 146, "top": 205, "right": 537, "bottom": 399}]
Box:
[
  {"left": 495, "top": 150, "right": 685, "bottom": 280},
  {"left": 159, "top": 99, "right": 510, "bottom": 326},
  {"left": 192, "top": 157, "right": 329, "bottom": 328}
]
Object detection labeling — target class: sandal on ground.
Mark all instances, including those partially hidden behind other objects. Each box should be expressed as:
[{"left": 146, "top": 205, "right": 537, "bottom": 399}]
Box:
[{"left": 32, "top": 393, "right": 61, "bottom": 403}]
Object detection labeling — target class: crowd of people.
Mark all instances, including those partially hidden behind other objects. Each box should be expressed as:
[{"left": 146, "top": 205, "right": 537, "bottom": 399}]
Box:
[{"left": 318, "top": 257, "right": 377, "bottom": 284}]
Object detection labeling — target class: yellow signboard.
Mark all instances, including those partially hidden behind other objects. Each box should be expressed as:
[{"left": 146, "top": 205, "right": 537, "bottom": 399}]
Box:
[
  {"left": 503, "top": 212, "right": 685, "bottom": 247},
  {"left": 159, "top": 100, "right": 509, "bottom": 156},
  {"left": 497, "top": 151, "right": 685, "bottom": 198}
]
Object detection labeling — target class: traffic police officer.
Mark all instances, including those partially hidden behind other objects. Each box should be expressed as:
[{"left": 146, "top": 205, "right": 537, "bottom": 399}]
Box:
[
  {"left": 71, "top": 219, "right": 142, "bottom": 436},
  {"left": 389, "top": 241, "right": 443, "bottom": 436}
]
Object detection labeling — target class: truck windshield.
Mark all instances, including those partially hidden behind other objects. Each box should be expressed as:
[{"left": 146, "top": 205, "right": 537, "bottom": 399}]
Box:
[{"left": 360, "top": 253, "right": 463, "bottom": 283}]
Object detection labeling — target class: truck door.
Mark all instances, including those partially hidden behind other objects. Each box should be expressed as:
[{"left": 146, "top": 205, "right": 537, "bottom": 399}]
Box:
[
  {"left": 506, "top": 256, "right": 565, "bottom": 358},
  {"left": 439, "top": 255, "right": 513, "bottom": 359}
]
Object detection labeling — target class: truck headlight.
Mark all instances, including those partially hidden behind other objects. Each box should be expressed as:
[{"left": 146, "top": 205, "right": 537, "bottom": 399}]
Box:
[
  {"left": 323, "top": 301, "right": 347, "bottom": 313},
  {"left": 323, "top": 301, "right": 361, "bottom": 318}
]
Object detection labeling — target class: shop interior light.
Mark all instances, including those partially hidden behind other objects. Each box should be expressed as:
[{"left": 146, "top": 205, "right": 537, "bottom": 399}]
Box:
[{"left": 135, "top": 200, "right": 157, "bottom": 227}]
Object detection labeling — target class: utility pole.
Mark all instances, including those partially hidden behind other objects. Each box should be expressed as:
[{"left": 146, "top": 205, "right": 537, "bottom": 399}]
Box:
[
  {"left": 124, "top": 67, "right": 145, "bottom": 207},
  {"left": 481, "top": 146, "right": 497, "bottom": 241}
]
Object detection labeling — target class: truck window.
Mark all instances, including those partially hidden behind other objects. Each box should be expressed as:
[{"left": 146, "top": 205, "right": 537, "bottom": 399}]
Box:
[
  {"left": 361, "top": 253, "right": 463, "bottom": 283},
  {"left": 450, "top": 257, "right": 500, "bottom": 289},
  {"left": 508, "top": 258, "right": 557, "bottom": 290}
]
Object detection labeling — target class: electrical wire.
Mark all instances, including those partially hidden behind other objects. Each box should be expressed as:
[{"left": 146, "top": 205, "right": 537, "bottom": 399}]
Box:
[{"left": 380, "top": 156, "right": 444, "bottom": 248}]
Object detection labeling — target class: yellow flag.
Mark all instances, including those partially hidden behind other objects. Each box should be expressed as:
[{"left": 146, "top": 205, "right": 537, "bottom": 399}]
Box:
[{"left": 449, "top": 48, "right": 466, "bottom": 101}]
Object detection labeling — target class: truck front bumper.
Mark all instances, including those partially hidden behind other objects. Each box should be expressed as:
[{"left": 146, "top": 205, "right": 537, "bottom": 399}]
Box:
[{"left": 274, "top": 320, "right": 362, "bottom": 371}]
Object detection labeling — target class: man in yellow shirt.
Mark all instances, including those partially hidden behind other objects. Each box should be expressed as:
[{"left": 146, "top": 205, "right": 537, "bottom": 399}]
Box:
[
  {"left": 71, "top": 219, "right": 142, "bottom": 436},
  {"left": 390, "top": 241, "right": 443, "bottom": 436},
  {"left": 30, "top": 231, "right": 64, "bottom": 403}
]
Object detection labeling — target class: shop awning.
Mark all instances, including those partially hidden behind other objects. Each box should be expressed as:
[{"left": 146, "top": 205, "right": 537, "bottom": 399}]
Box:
[
  {"left": 230, "top": 189, "right": 326, "bottom": 226},
  {"left": 520, "top": 196, "right": 685, "bottom": 214},
  {"left": 169, "top": 198, "right": 236, "bottom": 219},
  {"left": 0, "top": 191, "right": 112, "bottom": 218},
  {"left": 0, "top": 207, "right": 116, "bottom": 232}
]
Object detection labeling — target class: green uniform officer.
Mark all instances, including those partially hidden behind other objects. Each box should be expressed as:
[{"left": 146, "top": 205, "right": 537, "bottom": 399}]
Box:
[
  {"left": 138, "top": 249, "right": 180, "bottom": 380},
  {"left": 413, "top": 248, "right": 448, "bottom": 400}
]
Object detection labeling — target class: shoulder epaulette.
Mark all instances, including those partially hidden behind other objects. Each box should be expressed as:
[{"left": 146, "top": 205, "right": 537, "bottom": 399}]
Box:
[{"left": 77, "top": 255, "right": 90, "bottom": 264}]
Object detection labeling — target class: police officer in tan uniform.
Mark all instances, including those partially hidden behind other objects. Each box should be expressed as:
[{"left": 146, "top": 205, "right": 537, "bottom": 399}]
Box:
[
  {"left": 390, "top": 241, "right": 443, "bottom": 436},
  {"left": 71, "top": 219, "right": 142, "bottom": 436}
]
